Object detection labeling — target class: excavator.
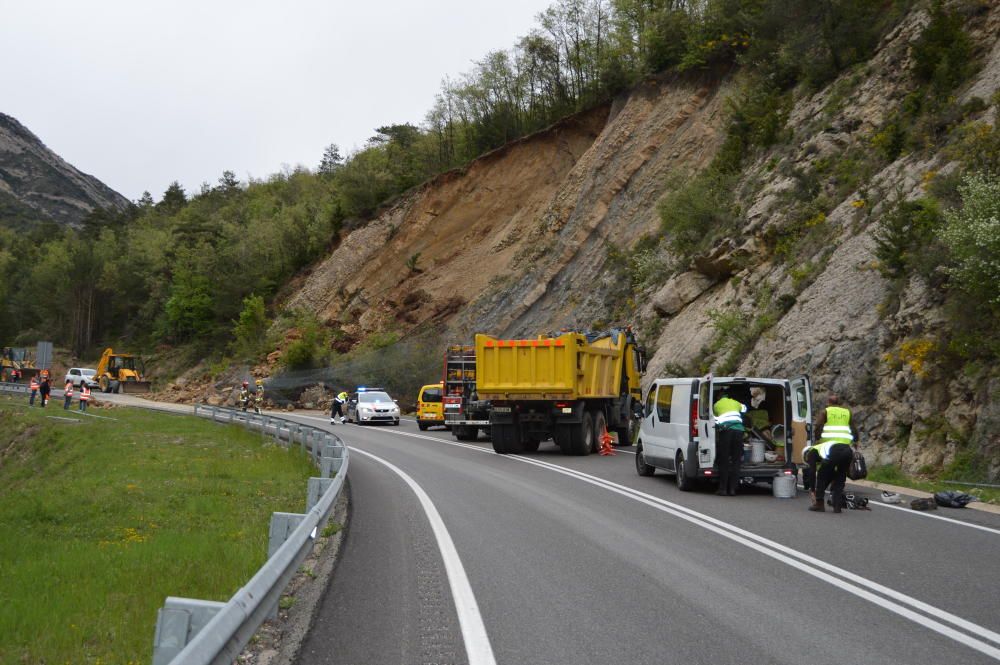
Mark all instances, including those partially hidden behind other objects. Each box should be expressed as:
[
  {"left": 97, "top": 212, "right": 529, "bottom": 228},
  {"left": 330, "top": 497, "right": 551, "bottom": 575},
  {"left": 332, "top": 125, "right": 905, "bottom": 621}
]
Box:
[
  {"left": 95, "top": 348, "right": 151, "bottom": 394},
  {"left": 1, "top": 347, "right": 41, "bottom": 382}
]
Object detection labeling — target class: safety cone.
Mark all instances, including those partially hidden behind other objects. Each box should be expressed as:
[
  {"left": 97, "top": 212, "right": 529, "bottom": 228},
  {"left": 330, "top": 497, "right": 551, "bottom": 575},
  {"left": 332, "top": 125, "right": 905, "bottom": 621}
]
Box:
[{"left": 599, "top": 427, "right": 616, "bottom": 456}]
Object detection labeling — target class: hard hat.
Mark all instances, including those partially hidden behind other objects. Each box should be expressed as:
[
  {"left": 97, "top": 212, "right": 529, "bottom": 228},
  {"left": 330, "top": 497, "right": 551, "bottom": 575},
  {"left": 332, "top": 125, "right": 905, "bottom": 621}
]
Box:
[{"left": 256, "top": 379, "right": 263, "bottom": 385}]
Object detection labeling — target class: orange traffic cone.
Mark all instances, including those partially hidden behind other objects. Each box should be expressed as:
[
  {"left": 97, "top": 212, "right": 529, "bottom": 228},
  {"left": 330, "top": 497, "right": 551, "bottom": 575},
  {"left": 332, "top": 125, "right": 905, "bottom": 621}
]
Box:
[{"left": 599, "top": 427, "right": 616, "bottom": 456}]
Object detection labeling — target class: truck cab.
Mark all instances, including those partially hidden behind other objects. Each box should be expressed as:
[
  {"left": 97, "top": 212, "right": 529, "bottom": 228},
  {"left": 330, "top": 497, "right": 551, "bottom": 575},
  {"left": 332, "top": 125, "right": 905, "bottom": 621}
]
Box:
[{"left": 636, "top": 375, "right": 812, "bottom": 490}]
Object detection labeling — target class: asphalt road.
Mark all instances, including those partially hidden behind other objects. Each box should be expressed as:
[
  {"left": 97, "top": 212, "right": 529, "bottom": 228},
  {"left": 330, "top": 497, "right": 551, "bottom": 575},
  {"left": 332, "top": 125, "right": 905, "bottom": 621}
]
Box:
[{"left": 279, "top": 414, "right": 1000, "bottom": 665}]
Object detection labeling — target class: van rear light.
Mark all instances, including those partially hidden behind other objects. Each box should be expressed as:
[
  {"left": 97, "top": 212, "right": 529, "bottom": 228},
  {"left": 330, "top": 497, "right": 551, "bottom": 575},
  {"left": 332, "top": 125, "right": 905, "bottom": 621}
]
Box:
[
  {"left": 690, "top": 399, "right": 698, "bottom": 438},
  {"left": 704, "top": 469, "right": 713, "bottom": 476},
  {"left": 783, "top": 469, "right": 793, "bottom": 475}
]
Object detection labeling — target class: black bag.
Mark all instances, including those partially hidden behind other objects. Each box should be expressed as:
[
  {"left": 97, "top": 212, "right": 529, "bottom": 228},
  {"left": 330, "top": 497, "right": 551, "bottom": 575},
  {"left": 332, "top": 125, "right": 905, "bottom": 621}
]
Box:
[
  {"left": 847, "top": 448, "right": 867, "bottom": 480},
  {"left": 911, "top": 497, "right": 938, "bottom": 511},
  {"left": 934, "top": 490, "right": 978, "bottom": 508}
]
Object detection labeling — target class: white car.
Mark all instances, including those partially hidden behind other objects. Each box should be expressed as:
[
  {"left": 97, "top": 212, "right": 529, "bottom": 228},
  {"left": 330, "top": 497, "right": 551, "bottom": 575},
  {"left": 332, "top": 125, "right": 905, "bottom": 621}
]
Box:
[
  {"left": 346, "top": 388, "right": 401, "bottom": 425},
  {"left": 65, "top": 367, "right": 99, "bottom": 388}
]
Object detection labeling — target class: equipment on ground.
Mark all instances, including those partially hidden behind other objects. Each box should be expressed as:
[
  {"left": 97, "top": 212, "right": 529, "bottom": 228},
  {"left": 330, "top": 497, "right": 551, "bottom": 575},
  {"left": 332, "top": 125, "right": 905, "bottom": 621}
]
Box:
[
  {"left": 95, "top": 348, "right": 151, "bottom": 394},
  {"left": 476, "top": 328, "right": 645, "bottom": 455}
]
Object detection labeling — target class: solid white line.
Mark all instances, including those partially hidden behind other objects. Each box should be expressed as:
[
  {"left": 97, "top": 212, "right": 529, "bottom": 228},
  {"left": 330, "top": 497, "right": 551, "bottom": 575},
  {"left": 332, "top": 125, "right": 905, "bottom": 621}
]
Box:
[
  {"left": 348, "top": 446, "right": 497, "bottom": 665},
  {"left": 376, "top": 427, "right": 1000, "bottom": 659},
  {"left": 868, "top": 500, "right": 1000, "bottom": 536}
]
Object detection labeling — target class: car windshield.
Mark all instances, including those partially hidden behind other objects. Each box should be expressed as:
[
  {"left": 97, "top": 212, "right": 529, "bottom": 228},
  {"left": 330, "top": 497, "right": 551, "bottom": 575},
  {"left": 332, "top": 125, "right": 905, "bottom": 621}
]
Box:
[
  {"left": 82, "top": 369, "right": 96, "bottom": 377},
  {"left": 359, "top": 392, "right": 392, "bottom": 403}
]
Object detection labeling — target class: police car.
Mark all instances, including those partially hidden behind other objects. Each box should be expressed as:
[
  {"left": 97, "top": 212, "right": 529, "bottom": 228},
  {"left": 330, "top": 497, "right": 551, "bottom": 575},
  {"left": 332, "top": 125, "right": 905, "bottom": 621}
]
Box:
[{"left": 346, "top": 387, "right": 401, "bottom": 426}]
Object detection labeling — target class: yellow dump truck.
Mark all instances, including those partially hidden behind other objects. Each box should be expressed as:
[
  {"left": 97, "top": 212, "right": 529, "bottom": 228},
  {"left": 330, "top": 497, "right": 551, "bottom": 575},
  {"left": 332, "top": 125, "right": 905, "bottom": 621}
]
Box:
[
  {"left": 475, "top": 329, "right": 645, "bottom": 455},
  {"left": 96, "top": 348, "right": 151, "bottom": 394}
]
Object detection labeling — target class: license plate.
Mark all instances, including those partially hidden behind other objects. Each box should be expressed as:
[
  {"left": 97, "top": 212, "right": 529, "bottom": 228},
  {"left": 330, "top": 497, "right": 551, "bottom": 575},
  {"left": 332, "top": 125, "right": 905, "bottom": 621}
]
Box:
[{"left": 492, "top": 406, "right": 511, "bottom": 413}]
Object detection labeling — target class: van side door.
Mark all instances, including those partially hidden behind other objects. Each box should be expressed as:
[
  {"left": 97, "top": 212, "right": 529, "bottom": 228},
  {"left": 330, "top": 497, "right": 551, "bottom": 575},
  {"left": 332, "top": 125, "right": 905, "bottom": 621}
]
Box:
[
  {"left": 640, "top": 384, "right": 665, "bottom": 465},
  {"left": 789, "top": 375, "right": 813, "bottom": 463}
]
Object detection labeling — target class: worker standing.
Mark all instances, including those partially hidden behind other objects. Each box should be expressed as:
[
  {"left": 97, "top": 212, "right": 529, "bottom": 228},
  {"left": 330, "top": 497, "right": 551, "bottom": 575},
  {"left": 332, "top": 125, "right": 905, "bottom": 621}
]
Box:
[
  {"left": 254, "top": 379, "right": 264, "bottom": 415},
  {"left": 239, "top": 381, "right": 251, "bottom": 412},
  {"left": 330, "top": 390, "right": 348, "bottom": 425},
  {"left": 806, "top": 394, "right": 859, "bottom": 513},
  {"left": 63, "top": 379, "right": 74, "bottom": 409},
  {"left": 713, "top": 389, "right": 748, "bottom": 496},
  {"left": 79, "top": 383, "right": 91, "bottom": 411},
  {"left": 28, "top": 375, "right": 39, "bottom": 406},
  {"left": 39, "top": 374, "right": 51, "bottom": 407}
]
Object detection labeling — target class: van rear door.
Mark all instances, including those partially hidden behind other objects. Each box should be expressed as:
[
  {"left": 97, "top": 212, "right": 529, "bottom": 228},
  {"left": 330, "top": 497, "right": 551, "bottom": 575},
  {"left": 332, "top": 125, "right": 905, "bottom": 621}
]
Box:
[
  {"left": 697, "top": 375, "right": 714, "bottom": 468},
  {"left": 789, "top": 375, "right": 813, "bottom": 463}
]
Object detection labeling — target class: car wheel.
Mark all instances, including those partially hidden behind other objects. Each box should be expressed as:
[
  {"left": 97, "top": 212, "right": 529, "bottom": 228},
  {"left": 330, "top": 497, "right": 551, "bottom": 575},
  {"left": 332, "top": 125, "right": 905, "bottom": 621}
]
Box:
[
  {"left": 635, "top": 442, "right": 655, "bottom": 477},
  {"left": 676, "top": 452, "right": 694, "bottom": 492}
]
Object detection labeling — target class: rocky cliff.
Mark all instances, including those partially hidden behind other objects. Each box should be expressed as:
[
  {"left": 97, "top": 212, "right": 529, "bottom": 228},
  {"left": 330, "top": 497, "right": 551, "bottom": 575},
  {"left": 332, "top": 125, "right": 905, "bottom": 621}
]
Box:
[
  {"left": 0, "top": 113, "right": 129, "bottom": 228},
  {"left": 283, "top": 3, "right": 1000, "bottom": 480}
]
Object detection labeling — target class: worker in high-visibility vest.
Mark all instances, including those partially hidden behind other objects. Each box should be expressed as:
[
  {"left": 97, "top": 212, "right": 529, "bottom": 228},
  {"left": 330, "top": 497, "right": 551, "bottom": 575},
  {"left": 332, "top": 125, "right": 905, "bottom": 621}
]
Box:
[
  {"left": 713, "top": 389, "right": 748, "bottom": 496},
  {"left": 805, "top": 394, "right": 859, "bottom": 513},
  {"left": 254, "top": 379, "right": 264, "bottom": 414},
  {"left": 63, "top": 379, "right": 74, "bottom": 409},
  {"left": 79, "top": 383, "right": 91, "bottom": 411},
  {"left": 28, "top": 376, "right": 39, "bottom": 406},
  {"left": 331, "top": 390, "right": 348, "bottom": 424}
]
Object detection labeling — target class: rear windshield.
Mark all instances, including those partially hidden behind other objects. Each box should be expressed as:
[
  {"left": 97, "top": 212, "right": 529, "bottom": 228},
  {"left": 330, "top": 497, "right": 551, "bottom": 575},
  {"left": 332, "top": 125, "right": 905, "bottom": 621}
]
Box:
[
  {"left": 359, "top": 392, "right": 393, "bottom": 403},
  {"left": 421, "top": 388, "right": 442, "bottom": 402}
]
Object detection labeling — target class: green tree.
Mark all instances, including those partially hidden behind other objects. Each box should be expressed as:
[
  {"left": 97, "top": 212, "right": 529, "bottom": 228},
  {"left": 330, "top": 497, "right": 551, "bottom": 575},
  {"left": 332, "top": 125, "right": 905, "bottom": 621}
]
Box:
[
  {"left": 163, "top": 268, "right": 214, "bottom": 341},
  {"left": 231, "top": 294, "right": 269, "bottom": 360}
]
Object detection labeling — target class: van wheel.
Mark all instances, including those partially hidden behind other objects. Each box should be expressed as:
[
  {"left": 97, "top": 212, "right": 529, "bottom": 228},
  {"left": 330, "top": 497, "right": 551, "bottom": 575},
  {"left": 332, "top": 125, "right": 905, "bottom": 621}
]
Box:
[
  {"left": 635, "top": 442, "right": 655, "bottom": 477},
  {"left": 591, "top": 411, "right": 607, "bottom": 453},
  {"left": 418, "top": 421, "right": 429, "bottom": 431},
  {"left": 676, "top": 452, "right": 694, "bottom": 492}
]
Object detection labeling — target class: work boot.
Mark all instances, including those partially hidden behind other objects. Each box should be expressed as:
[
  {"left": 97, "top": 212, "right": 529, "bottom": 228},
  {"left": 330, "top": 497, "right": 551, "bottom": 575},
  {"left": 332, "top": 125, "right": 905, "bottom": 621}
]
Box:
[
  {"left": 808, "top": 499, "right": 825, "bottom": 512},
  {"left": 832, "top": 491, "right": 844, "bottom": 513}
]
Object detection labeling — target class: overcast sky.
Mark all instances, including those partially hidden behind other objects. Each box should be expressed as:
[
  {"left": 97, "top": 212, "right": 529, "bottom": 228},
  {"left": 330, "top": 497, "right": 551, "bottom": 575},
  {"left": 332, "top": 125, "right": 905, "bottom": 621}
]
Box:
[{"left": 1, "top": 0, "right": 554, "bottom": 201}]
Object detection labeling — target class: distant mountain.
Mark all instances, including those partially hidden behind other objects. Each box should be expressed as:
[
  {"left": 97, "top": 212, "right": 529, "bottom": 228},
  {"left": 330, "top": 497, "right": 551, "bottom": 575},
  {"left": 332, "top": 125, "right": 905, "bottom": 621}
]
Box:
[{"left": 0, "top": 112, "right": 129, "bottom": 228}]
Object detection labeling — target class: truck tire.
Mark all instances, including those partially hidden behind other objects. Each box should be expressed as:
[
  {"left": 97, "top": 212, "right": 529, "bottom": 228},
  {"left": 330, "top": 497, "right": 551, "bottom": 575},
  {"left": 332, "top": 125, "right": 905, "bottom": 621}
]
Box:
[
  {"left": 559, "top": 412, "right": 593, "bottom": 456},
  {"left": 492, "top": 424, "right": 524, "bottom": 454},
  {"left": 522, "top": 437, "right": 540, "bottom": 452},
  {"left": 455, "top": 426, "right": 477, "bottom": 441},
  {"left": 676, "top": 452, "right": 694, "bottom": 492},
  {"left": 635, "top": 441, "right": 656, "bottom": 476},
  {"left": 592, "top": 411, "right": 607, "bottom": 453}
]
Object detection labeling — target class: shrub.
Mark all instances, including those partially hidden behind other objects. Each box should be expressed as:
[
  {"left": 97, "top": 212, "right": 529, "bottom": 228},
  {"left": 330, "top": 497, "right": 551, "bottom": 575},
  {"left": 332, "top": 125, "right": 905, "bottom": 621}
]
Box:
[
  {"left": 231, "top": 294, "right": 270, "bottom": 360},
  {"left": 872, "top": 197, "right": 944, "bottom": 279},
  {"left": 658, "top": 170, "right": 741, "bottom": 261},
  {"left": 911, "top": 1, "right": 973, "bottom": 100},
  {"left": 940, "top": 173, "right": 1000, "bottom": 308}
]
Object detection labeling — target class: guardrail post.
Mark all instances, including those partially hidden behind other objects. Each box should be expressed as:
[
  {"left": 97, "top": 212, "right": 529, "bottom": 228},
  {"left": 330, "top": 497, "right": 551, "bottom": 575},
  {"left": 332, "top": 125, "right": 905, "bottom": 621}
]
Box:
[
  {"left": 268, "top": 512, "right": 307, "bottom": 559},
  {"left": 321, "top": 442, "right": 344, "bottom": 476},
  {"left": 152, "top": 597, "right": 226, "bottom": 665},
  {"left": 307, "top": 477, "right": 333, "bottom": 511}
]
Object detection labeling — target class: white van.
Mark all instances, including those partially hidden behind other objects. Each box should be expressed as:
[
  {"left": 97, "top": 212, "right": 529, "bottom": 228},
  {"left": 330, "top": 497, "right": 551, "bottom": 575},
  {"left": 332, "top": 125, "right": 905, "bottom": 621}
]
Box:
[{"left": 635, "top": 375, "right": 813, "bottom": 490}]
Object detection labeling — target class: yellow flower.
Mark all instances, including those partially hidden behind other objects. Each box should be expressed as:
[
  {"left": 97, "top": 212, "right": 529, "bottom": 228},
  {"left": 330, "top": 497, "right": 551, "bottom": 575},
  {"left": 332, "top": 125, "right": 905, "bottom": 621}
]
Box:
[{"left": 851, "top": 199, "right": 866, "bottom": 208}]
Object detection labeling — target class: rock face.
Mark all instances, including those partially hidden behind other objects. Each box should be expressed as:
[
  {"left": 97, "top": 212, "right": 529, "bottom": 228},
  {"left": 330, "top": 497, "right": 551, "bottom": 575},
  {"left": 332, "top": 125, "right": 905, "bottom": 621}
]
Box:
[
  {"left": 279, "top": 4, "right": 1000, "bottom": 479},
  {"left": 0, "top": 113, "right": 129, "bottom": 228}
]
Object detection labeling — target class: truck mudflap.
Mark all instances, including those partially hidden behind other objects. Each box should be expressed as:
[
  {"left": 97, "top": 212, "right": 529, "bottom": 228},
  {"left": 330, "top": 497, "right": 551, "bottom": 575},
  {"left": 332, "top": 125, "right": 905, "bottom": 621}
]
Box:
[{"left": 489, "top": 404, "right": 515, "bottom": 425}]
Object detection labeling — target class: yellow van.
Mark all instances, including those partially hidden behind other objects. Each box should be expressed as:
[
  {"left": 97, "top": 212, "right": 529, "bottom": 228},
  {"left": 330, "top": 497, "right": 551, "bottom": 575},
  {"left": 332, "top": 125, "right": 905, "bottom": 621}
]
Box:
[{"left": 417, "top": 383, "right": 445, "bottom": 430}]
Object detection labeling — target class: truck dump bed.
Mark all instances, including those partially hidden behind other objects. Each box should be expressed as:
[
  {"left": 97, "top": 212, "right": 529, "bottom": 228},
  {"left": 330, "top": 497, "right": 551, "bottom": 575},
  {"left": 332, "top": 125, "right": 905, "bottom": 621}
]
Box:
[{"left": 475, "top": 332, "right": 626, "bottom": 401}]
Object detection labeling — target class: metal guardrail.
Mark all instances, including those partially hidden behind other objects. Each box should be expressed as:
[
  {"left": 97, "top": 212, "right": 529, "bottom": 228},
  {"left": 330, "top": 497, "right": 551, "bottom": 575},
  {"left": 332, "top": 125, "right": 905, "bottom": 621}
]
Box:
[
  {"left": 0, "top": 384, "right": 350, "bottom": 665},
  {"left": 151, "top": 405, "right": 349, "bottom": 665}
]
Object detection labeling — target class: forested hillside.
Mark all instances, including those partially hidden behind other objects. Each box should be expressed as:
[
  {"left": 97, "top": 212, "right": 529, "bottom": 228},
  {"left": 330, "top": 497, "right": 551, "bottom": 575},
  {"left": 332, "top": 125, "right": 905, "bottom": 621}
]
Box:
[{"left": 1, "top": 0, "right": 997, "bottom": 481}]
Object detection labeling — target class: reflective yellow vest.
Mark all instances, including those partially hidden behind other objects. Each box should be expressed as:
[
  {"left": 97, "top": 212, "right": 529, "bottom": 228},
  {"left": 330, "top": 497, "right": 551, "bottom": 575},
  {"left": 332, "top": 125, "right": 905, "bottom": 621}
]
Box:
[
  {"left": 713, "top": 396, "right": 746, "bottom": 431},
  {"left": 819, "top": 406, "right": 853, "bottom": 445}
]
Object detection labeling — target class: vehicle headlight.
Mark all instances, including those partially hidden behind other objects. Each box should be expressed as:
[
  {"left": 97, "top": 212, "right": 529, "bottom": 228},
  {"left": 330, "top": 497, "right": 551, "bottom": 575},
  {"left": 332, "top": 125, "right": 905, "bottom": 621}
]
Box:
[{"left": 360, "top": 407, "right": 372, "bottom": 414}]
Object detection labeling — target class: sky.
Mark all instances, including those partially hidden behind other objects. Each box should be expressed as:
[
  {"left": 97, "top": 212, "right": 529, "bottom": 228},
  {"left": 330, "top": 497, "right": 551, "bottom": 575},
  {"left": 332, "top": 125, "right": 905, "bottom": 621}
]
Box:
[{"left": 0, "top": 0, "right": 554, "bottom": 201}]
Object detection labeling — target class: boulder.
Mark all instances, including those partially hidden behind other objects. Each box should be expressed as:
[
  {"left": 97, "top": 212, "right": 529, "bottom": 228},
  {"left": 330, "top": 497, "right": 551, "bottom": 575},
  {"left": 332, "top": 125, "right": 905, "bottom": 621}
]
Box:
[{"left": 652, "top": 271, "right": 715, "bottom": 317}]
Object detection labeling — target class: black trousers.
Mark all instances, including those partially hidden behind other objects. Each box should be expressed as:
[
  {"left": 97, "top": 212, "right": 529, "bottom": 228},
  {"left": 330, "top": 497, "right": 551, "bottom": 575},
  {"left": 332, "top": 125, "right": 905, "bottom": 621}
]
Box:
[
  {"left": 716, "top": 428, "right": 743, "bottom": 494},
  {"left": 815, "top": 444, "right": 853, "bottom": 507},
  {"left": 331, "top": 402, "right": 344, "bottom": 418}
]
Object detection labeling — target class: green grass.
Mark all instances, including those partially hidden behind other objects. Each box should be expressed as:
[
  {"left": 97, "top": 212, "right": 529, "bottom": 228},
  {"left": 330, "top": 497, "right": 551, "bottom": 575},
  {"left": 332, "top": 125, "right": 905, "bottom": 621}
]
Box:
[
  {"left": 867, "top": 463, "right": 1000, "bottom": 505},
  {"left": 0, "top": 396, "right": 315, "bottom": 664}
]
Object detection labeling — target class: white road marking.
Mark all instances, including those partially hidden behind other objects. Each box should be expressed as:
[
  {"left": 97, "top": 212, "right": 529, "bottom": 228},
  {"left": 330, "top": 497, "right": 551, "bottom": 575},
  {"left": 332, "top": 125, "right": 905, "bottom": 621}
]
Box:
[
  {"left": 868, "top": 500, "right": 1000, "bottom": 536},
  {"left": 373, "top": 426, "right": 1000, "bottom": 660},
  {"left": 348, "top": 446, "right": 497, "bottom": 665}
]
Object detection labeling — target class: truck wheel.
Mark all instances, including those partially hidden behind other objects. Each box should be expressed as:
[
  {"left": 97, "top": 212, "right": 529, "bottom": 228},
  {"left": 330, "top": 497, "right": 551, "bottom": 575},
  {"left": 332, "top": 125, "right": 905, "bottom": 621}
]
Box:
[
  {"left": 560, "top": 412, "right": 593, "bottom": 456},
  {"left": 635, "top": 442, "right": 655, "bottom": 477},
  {"left": 492, "top": 424, "right": 524, "bottom": 454},
  {"left": 592, "top": 411, "right": 607, "bottom": 453},
  {"left": 522, "top": 437, "right": 540, "bottom": 453},
  {"left": 676, "top": 452, "right": 694, "bottom": 492},
  {"left": 455, "top": 426, "right": 477, "bottom": 441}
]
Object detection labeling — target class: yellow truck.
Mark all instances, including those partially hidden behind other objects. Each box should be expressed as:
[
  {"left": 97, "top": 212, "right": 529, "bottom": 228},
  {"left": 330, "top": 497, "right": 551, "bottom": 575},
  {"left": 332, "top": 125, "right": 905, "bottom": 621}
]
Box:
[
  {"left": 96, "top": 348, "right": 151, "bottom": 394},
  {"left": 475, "top": 329, "right": 646, "bottom": 455}
]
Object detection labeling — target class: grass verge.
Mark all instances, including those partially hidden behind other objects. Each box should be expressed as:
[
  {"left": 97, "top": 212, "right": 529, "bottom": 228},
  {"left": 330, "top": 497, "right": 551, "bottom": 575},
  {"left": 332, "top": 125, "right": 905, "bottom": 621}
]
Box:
[{"left": 0, "top": 396, "right": 315, "bottom": 664}]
